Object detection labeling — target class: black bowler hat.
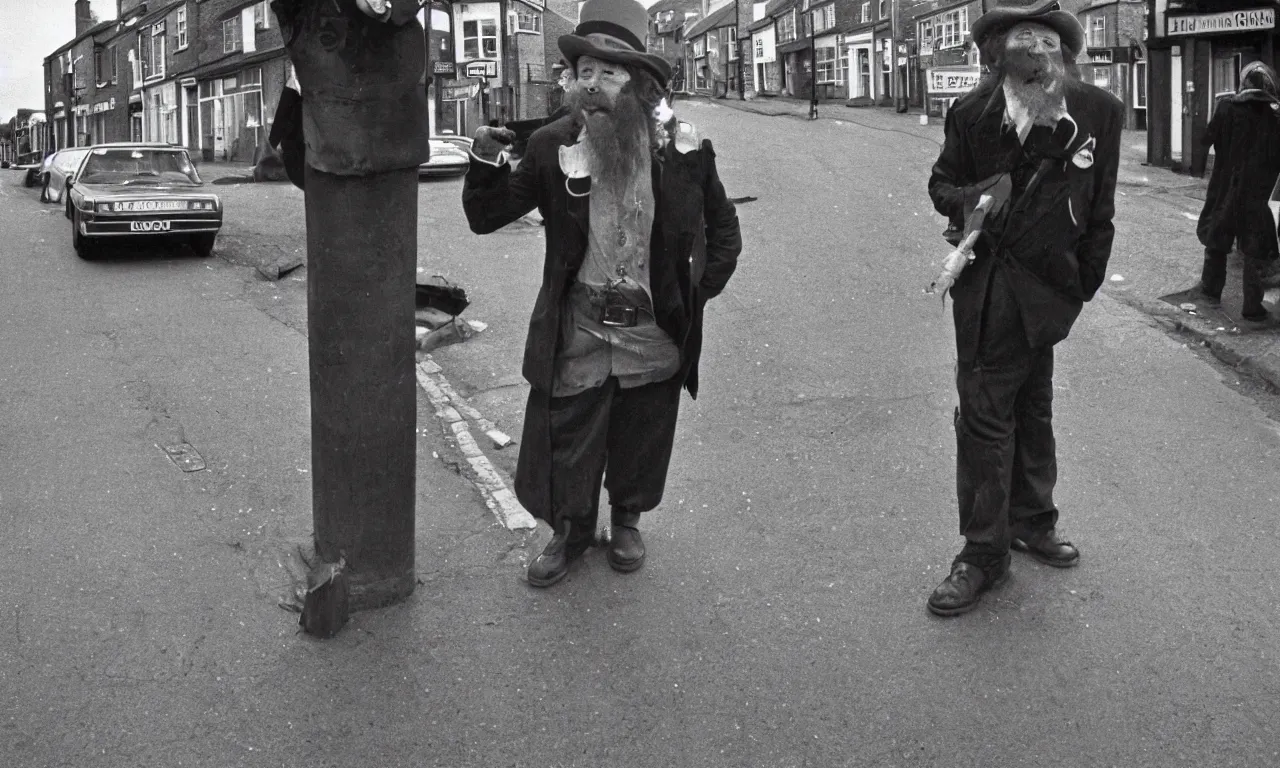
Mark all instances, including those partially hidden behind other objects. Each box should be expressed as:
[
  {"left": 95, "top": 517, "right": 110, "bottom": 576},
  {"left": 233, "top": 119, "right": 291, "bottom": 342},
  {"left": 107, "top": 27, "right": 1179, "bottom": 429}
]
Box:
[
  {"left": 558, "top": 0, "right": 672, "bottom": 84},
  {"left": 970, "top": 0, "right": 1086, "bottom": 56}
]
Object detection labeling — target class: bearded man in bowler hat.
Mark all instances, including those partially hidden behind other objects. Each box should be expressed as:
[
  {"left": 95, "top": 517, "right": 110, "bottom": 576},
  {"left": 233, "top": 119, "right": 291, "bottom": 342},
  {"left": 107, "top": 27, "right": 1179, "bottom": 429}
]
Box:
[
  {"left": 462, "top": 0, "right": 742, "bottom": 587},
  {"left": 925, "top": 1, "right": 1123, "bottom": 616}
]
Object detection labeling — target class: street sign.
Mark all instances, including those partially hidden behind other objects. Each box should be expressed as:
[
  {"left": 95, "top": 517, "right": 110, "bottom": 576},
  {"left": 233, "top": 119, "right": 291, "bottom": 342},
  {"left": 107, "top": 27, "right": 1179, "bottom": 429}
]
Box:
[
  {"left": 464, "top": 61, "right": 498, "bottom": 78},
  {"left": 432, "top": 61, "right": 456, "bottom": 75},
  {"left": 1166, "top": 8, "right": 1274, "bottom": 36},
  {"left": 927, "top": 67, "right": 981, "bottom": 95}
]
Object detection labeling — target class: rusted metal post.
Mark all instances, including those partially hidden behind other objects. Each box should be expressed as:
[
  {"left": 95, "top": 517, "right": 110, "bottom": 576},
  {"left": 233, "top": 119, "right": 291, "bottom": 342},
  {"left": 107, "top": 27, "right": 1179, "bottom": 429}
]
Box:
[{"left": 273, "top": 0, "right": 430, "bottom": 611}]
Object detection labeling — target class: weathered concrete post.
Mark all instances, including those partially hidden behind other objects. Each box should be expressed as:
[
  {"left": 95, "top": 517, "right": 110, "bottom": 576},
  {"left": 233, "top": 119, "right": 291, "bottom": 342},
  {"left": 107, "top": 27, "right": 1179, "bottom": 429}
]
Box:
[{"left": 273, "top": 0, "right": 430, "bottom": 611}]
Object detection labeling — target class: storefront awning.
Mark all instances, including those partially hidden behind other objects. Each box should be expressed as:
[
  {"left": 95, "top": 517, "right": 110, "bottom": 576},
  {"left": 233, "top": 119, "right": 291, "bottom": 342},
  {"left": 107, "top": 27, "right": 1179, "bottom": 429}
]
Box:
[{"left": 776, "top": 39, "right": 813, "bottom": 55}]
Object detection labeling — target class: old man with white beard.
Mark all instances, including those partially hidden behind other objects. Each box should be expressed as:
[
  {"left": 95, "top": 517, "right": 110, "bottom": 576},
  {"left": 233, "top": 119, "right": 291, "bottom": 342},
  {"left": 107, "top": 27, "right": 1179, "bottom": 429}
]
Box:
[
  {"left": 462, "top": 0, "right": 742, "bottom": 588},
  {"left": 926, "top": 1, "right": 1124, "bottom": 616}
]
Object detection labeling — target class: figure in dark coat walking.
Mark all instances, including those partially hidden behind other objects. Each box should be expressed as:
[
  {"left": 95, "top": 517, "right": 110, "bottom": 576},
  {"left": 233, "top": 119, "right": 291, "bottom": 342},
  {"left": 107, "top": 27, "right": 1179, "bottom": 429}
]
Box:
[
  {"left": 925, "top": 0, "right": 1123, "bottom": 616},
  {"left": 1194, "top": 61, "right": 1280, "bottom": 322},
  {"left": 462, "top": 0, "right": 742, "bottom": 587}
]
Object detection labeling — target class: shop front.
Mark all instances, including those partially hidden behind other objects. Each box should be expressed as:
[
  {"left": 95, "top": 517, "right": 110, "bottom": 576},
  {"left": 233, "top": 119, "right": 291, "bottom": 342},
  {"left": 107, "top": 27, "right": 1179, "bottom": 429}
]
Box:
[
  {"left": 1084, "top": 45, "right": 1142, "bottom": 129},
  {"left": 1148, "top": 2, "right": 1277, "bottom": 173},
  {"left": 924, "top": 65, "right": 981, "bottom": 117}
]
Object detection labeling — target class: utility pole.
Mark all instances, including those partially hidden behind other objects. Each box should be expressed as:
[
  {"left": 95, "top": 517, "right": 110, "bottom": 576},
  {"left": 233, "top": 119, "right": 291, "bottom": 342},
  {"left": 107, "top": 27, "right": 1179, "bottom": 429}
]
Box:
[
  {"left": 273, "top": 0, "right": 430, "bottom": 615},
  {"left": 498, "top": 0, "right": 509, "bottom": 123},
  {"left": 735, "top": 0, "right": 744, "bottom": 99},
  {"left": 809, "top": 9, "right": 817, "bottom": 120}
]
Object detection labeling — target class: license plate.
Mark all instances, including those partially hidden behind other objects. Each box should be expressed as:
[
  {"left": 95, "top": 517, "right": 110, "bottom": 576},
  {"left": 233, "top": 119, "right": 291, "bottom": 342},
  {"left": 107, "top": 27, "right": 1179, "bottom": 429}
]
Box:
[{"left": 130, "top": 220, "right": 172, "bottom": 232}]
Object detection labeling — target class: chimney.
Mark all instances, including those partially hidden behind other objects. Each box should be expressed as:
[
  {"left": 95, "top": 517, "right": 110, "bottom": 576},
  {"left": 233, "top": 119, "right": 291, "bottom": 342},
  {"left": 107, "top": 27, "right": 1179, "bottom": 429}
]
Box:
[{"left": 75, "top": 0, "right": 94, "bottom": 37}]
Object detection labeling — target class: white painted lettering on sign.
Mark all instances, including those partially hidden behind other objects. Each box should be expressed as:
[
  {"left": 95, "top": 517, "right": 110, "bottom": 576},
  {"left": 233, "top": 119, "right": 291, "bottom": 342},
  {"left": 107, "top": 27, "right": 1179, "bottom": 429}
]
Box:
[
  {"left": 130, "top": 220, "right": 172, "bottom": 232},
  {"left": 927, "top": 68, "right": 981, "bottom": 94},
  {"left": 1166, "top": 8, "right": 1274, "bottom": 36}
]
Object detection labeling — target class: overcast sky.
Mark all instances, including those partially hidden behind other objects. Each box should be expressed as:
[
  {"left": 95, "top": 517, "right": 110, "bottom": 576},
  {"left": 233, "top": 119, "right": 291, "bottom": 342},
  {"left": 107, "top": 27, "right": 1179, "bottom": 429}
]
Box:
[{"left": 0, "top": 0, "right": 118, "bottom": 122}]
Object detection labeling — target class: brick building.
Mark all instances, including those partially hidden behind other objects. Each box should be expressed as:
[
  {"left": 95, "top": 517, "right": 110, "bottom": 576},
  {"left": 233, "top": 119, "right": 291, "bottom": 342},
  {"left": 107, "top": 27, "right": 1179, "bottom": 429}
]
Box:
[{"left": 1076, "top": 0, "right": 1148, "bottom": 129}]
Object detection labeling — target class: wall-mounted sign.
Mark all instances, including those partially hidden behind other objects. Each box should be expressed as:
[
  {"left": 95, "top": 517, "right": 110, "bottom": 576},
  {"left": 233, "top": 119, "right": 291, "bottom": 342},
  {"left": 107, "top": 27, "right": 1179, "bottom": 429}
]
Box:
[
  {"left": 464, "top": 60, "right": 498, "bottom": 78},
  {"left": 1089, "top": 50, "right": 1113, "bottom": 64},
  {"left": 432, "top": 61, "right": 456, "bottom": 75},
  {"left": 92, "top": 101, "right": 111, "bottom": 113},
  {"left": 927, "top": 66, "right": 981, "bottom": 94},
  {"left": 1166, "top": 8, "right": 1274, "bottom": 36},
  {"left": 443, "top": 84, "right": 478, "bottom": 100}
]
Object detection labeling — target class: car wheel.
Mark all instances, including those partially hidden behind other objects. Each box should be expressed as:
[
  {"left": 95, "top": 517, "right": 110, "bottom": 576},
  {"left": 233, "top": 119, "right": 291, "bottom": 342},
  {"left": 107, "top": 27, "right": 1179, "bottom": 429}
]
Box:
[
  {"left": 72, "top": 210, "right": 96, "bottom": 260},
  {"left": 190, "top": 232, "right": 217, "bottom": 258}
]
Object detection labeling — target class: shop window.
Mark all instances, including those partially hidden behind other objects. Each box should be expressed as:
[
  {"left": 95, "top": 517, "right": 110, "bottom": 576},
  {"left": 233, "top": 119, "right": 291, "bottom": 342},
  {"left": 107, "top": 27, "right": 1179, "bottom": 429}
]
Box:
[{"left": 816, "top": 46, "right": 838, "bottom": 83}]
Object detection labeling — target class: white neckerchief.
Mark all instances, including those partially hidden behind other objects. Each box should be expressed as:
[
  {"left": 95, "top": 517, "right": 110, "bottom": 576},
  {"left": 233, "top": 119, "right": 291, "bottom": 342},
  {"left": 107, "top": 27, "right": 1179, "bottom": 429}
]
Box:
[{"left": 1002, "top": 79, "right": 1068, "bottom": 145}]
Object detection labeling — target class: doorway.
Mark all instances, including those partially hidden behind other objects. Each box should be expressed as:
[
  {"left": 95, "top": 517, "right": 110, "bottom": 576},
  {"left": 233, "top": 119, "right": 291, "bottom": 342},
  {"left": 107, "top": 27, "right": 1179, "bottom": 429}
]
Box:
[{"left": 853, "top": 46, "right": 873, "bottom": 98}]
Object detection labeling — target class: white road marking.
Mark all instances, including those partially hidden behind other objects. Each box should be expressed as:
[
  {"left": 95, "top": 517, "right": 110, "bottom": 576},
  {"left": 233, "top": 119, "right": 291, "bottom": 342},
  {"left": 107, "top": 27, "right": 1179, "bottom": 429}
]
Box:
[{"left": 415, "top": 361, "right": 536, "bottom": 531}]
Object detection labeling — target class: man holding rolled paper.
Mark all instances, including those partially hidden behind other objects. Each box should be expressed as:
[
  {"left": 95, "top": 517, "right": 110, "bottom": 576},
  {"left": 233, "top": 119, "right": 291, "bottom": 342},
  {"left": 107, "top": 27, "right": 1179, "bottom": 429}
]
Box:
[{"left": 924, "top": 0, "right": 1123, "bottom": 616}]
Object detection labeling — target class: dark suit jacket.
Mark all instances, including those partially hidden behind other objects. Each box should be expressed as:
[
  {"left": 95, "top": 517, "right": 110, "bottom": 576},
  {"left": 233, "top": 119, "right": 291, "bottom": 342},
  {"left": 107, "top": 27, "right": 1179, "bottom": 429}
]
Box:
[
  {"left": 462, "top": 115, "right": 741, "bottom": 400},
  {"left": 929, "top": 80, "right": 1124, "bottom": 363},
  {"left": 462, "top": 116, "right": 742, "bottom": 522},
  {"left": 1198, "top": 94, "right": 1280, "bottom": 260}
]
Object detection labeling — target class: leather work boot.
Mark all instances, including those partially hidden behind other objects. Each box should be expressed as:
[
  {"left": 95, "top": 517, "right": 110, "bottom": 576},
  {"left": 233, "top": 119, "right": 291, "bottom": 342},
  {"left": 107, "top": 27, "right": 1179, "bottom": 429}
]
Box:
[
  {"left": 927, "top": 558, "right": 1010, "bottom": 617},
  {"left": 527, "top": 519, "right": 593, "bottom": 588},
  {"left": 1011, "top": 527, "right": 1079, "bottom": 568},
  {"left": 606, "top": 507, "right": 645, "bottom": 573}
]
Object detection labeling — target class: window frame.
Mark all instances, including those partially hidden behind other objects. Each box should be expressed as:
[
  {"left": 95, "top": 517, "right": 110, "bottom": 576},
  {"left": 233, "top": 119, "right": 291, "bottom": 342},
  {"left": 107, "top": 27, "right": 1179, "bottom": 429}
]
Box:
[
  {"left": 777, "top": 11, "right": 796, "bottom": 44},
  {"left": 175, "top": 6, "right": 188, "bottom": 50},
  {"left": 515, "top": 8, "right": 541, "bottom": 33},
  {"left": 861, "top": 2, "right": 870, "bottom": 23},
  {"left": 1089, "top": 15, "right": 1106, "bottom": 48},
  {"left": 727, "top": 27, "right": 738, "bottom": 60},
  {"left": 462, "top": 18, "right": 499, "bottom": 60},
  {"left": 223, "top": 17, "right": 242, "bottom": 54},
  {"left": 815, "top": 45, "right": 839, "bottom": 84},
  {"left": 147, "top": 22, "right": 167, "bottom": 81}
]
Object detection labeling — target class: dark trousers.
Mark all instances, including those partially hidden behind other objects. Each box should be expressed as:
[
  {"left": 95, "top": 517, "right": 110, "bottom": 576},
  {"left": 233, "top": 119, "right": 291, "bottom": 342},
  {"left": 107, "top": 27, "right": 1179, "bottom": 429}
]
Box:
[
  {"left": 954, "top": 268, "right": 1058, "bottom": 573},
  {"left": 546, "top": 375, "right": 681, "bottom": 528},
  {"left": 1201, "top": 243, "right": 1270, "bottom": 319}
]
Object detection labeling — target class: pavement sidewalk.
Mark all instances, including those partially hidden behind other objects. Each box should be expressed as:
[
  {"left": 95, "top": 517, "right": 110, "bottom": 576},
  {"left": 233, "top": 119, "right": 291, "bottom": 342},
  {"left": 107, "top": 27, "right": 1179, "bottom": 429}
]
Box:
[{"left": 684, "top": 92, "right": 1280, "bottom": 392}]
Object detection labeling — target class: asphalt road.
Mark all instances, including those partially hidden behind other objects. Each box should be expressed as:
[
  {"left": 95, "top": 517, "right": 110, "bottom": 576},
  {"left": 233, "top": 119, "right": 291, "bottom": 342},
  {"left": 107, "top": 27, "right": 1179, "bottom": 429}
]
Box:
[{"left": 2, "top": 101, "right": 1279, "bottom": 767}]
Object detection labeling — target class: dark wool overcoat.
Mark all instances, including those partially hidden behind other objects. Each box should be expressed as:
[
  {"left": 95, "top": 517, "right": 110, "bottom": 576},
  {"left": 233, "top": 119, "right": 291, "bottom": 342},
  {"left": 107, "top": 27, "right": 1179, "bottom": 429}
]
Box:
[
  {"left": 929, "top": 80, "right": 1124, "bottom": 363},
  {"left": 462, "top": 115, "right": 742, "bottom": 521},
  {"left": 1197, "top": 93, "right": 1280, "bottom": 260}
]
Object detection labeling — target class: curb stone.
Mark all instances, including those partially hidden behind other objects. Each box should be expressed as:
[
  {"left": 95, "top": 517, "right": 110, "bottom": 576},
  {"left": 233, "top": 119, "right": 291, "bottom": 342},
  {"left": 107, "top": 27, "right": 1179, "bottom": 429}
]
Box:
[{"left": 1107, "top": 289, "right": 1280, "bottom": 392}]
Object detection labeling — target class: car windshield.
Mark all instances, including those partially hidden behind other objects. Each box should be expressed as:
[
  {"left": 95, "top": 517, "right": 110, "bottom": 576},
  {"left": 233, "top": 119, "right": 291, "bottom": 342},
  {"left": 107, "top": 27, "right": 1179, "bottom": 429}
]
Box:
[
  {"left": 55, "top": 150, "right": 90, "bottom": 173},
  {"left": 78, "top": 148, "right": 202, "bottom": 186}
]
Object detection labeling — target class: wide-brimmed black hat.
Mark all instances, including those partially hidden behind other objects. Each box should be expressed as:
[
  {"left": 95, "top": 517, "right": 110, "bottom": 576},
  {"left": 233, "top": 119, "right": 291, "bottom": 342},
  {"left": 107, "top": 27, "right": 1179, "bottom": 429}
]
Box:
[
  {"left": 559, "top": 0, "right": 672, "bottom": 84},
  {"left": 970, "top": 0, "right": 1085, "bottom": 56}
]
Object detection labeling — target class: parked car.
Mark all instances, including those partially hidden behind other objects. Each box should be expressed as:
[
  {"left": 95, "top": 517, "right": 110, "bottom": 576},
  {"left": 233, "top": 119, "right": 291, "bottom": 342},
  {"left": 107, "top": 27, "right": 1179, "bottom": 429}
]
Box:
[
  {"left": 38, "top": 147, "right": 92, "bottom": 204},
  {"left": 65, "top": 143, "right": 222, "bottom": 260},
  {"left": 420, "top": 134, "right": 473, "bottom": 178}
]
